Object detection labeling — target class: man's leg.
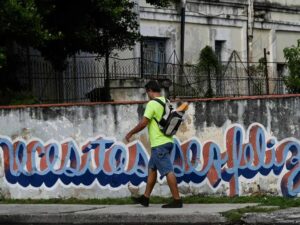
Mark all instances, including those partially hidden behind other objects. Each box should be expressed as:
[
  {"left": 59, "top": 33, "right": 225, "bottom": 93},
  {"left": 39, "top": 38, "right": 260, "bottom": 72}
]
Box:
[
  {"left": 131, "top": 169, "right": 156, "bottom": 207},
  {"left": 161, "top": 172, "right": 182, "bottom": 208},
  {"left": 144, "top": 169, "right": 157, "bottom": 198},
  {"left": 166, "top": 172, "right": 180, "bottom": 199}
]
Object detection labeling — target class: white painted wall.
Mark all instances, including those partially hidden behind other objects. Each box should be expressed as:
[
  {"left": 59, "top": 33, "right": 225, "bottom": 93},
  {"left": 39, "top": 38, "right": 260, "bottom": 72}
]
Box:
[
  {"left": 137, "top": 0, "right": 300, "bottom": 77},
  {"left": 1, "top": 96, "right": 300, "bottom": 198},
  {"left": 276, "top": 31, "right": 300, "bottom": 62}
]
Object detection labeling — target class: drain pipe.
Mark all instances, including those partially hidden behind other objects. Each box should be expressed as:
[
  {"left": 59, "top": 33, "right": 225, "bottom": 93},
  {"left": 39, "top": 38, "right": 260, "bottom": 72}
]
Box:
[{"left": 180, "top": 0, "right": 186, "bottom": 67}]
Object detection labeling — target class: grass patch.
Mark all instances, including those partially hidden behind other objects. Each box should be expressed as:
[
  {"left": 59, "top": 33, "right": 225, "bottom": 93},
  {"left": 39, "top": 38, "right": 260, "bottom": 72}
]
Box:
[
  {"left": 0, "top": 195, "right": 299, "bottom": 207},
  {"left": 221, "top": 206, "right": 276, "bottom": 223}
]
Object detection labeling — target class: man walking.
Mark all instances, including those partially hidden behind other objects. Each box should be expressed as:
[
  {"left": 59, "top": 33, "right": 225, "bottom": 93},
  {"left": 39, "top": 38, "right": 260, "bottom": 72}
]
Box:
[{"left": 125, "top": 80, "right": 182, "bottom": 208}]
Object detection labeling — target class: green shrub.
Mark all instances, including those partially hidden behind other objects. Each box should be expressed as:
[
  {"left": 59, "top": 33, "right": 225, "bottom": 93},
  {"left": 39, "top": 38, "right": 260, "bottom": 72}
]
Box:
[{"left": 283, "top": 40, "right": 300, "bottom": 93}]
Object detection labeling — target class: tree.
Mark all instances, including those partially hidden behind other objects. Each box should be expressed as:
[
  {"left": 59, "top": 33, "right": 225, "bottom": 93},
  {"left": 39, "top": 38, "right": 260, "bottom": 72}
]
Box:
[
  {"left": 0, "top": 0, "right": 177, "bottom": 104},
  {"left": 196, "top": 46, "right": 221, "bottom": 98},
  {"left": 34, "top": 0, "right": 141, "bottom": 70},
  {"left": 36, "top": 0, "right": 179, "bottom": 70},
  {"left": 283, "top": 40, "right": 300, "bottom": 93},
  {"left": 0, "top": 0, "right": 48, "bottom": 89},
  {"left": 146, "top": 0, "right": 179, "bottom": 7},
  {"left": 0, "top": 0, "right": 47, "bottom": 50},
  {"left": 0, "top": 0, "right": 178, "bottom": 71},
  {"left": 0, "top": 48, "right": 6, "bottom": 69}
]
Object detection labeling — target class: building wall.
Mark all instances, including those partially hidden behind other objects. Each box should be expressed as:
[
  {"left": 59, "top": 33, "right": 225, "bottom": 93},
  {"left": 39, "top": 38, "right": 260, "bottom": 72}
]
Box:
[
  {"left": 1, "top": 95, "right": 300, "bottom": 199},
  {"left": 252, "top": 29, "right": 270, "bottom": 62},
  {"left": 276, "top": 31, "right": 300, "bottom": 62},
  {"left": 137, "top": 0, "right": 300, "bottom": 75},
  {"left": 140, "top": 20, "right": 180, "bottom": 63},
  {"left": 256, "top": 0, "right": 300, "bottom": 7}
]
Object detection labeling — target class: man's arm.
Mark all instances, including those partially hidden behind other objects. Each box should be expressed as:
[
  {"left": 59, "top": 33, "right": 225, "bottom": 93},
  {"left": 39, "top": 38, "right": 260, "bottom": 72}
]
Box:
[{"left": 125, "top": 117, "right": 149, "bottom": 142}]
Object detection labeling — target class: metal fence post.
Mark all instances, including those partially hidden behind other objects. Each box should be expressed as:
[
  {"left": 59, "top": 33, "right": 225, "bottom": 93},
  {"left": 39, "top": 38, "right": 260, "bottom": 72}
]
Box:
[
  {"left": 264, "top": 48, "right": 270, "bottom": 95},
  {"left": 105, "top": 52, "right": 112, "bottom": 101},
  {"left": 26, "top": 47, "right": 33, "bottom": 92},
  {"left": 140, "top": 40, "right": 144, "bottom": 78},
  {"left": 73, "top": 55, "right": 78, "bottom": 100},
  {"left": 55, "top": 71, "right": 64, "bottom": 103},
  {"left": 172, "top": 64, "right": 176, "bottom": 99}
]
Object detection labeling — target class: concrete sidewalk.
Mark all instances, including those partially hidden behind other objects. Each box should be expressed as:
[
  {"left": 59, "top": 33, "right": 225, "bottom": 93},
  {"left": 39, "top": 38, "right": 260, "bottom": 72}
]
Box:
[
  {"left": 0, "top": 203, "right": 298, "bottom": 224},
  {"left": 242, "top": 207, "right": 300, "bottom": 225},
  {"left": 0, "top": 203, "right": 257, "bottom": 225}
]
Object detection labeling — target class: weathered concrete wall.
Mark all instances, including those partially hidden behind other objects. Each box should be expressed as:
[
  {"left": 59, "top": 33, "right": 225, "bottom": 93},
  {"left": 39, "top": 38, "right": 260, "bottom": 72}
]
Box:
[
  {"left": 1, "top": 95, "right": 300, "bottom": 199},
  {"left": 138, "top": 0, "right": 300, "bottom": 71}
]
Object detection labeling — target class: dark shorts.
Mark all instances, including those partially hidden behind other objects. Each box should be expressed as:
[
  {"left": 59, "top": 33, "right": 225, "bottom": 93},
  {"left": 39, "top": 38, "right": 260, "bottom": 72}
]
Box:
[{"left": 148, "top": 142, "right": 174, "bottom": 177}]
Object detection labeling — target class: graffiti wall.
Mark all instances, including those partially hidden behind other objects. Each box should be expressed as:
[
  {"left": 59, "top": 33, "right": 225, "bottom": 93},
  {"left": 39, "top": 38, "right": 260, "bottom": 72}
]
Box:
[{"left": 0, "top": 95, "right": 300, "bottom": 198}]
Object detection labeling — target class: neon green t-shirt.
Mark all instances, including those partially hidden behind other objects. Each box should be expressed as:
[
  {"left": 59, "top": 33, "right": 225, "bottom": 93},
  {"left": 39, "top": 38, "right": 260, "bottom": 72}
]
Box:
[{"left": 143, "top": 97, "right": 174, "bottom": 148}]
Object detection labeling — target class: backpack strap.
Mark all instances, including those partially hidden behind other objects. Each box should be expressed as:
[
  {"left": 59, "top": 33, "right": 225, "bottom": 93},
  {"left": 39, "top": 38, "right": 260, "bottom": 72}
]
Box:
[
  {"left": 152, "top": 98, "right": 166, "bottom": 125},
  {"left": 152, "top": 98, "right": 165, "bottom": 107}
]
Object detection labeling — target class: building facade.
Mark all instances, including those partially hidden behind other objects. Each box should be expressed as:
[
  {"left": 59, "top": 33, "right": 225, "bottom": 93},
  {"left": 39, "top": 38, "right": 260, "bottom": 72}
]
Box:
[
  {"left": 19, "top": 0, "right": 300, "bottom": 103},
  {"left": 127, "top": 0, "right": 300, "bottom": 77}
]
